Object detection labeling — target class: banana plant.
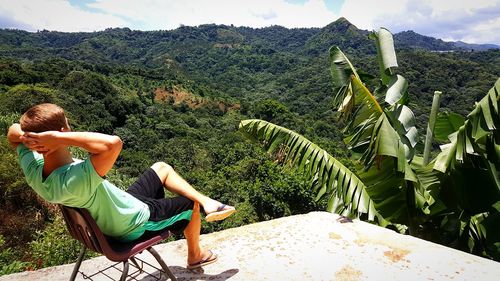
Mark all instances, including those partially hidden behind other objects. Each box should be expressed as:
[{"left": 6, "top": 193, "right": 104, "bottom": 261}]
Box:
[
  {"left": 239, "top": 28, "right": 499, "bottom": 258},
  {"left": 240, "top": 28, "right": 423, "bottom": 229},
  {"left": 432, "top": 79, "right": 500, "bottom": 258}
]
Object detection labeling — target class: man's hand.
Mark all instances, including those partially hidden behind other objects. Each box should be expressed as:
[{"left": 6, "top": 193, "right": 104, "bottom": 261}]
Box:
[{"left": 20, "top": 131, "right": 63, "bottom": 155}]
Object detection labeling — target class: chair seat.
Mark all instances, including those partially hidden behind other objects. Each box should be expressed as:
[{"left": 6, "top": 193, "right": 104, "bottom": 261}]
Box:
[{"left": 105, "top": 230, "right": 171, "bottom": 262}]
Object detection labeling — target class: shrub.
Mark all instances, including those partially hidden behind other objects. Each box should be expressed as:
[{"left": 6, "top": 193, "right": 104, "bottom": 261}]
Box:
[
  {"left": 29, "top": 215, "right": 97, "bottom": 268},
  {"left": 0, "top": 235, "right": 32, "bottom": 276}
]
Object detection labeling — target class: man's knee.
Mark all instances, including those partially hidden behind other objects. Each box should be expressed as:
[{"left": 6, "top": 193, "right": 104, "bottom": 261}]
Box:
[{"left": 151, "top": 162, "right": 173, "bottom": 181}]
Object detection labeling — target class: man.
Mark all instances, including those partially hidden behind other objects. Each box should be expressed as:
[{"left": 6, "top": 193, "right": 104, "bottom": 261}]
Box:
[{"left": 7, "top": 103, "right": 235, "bottom": 269}]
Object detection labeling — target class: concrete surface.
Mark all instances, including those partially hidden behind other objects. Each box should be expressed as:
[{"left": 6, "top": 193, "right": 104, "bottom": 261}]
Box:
[{"left": 2, "top": 212, "right": 499, "bottom": 281}]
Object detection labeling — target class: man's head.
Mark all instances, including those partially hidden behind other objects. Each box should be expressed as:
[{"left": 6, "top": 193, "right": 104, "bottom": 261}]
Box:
[{"left": 20, "top": 103, "right": 70, "bottom": 133}]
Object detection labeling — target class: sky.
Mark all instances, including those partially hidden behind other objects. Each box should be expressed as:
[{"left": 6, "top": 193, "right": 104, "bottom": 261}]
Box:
[{"left": 0, "top": 0, "right": 499, "bottom": 45}]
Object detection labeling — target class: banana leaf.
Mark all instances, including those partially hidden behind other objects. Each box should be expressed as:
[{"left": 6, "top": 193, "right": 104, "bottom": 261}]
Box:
[{"left": 239, "top": 119, "right": 384, "bottom": 222}]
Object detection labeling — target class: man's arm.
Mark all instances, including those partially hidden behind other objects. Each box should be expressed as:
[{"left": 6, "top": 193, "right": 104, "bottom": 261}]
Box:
[
  {"left": 22, "top": 131, "right": 123, "bottom": 177},
  {"left": 7, "top": 123, "right": 23, "bottom": 149}
]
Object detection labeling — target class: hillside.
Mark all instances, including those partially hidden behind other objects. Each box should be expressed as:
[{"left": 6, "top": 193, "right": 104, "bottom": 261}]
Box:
[{"left": 1, "top": 18, "right": 497, "bottom": 117}]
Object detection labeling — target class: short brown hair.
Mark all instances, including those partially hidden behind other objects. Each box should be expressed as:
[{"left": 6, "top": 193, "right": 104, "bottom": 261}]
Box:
[{"left": 20, "top": 103, "right": 69, "bottom": 133}]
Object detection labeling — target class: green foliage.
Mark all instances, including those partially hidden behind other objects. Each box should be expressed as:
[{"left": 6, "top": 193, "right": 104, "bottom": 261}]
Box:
[
  {"left": 252, "top": 99, "right": 290, "bottom": 122},
  {"left": 326, "top": 29, "right": 418, "bottom": 227},
  {"left": 0, "top": 136, "right": 35, "bottom": 208},
  {"left": 434, "top": 111, "right": 466, "bottom": 143},
  {"left": 239, "top": 119, "right": 380, "bottom": 221},
  {"left": 0, "top": 235, "right": 32, "bottom": 275},
  {"left": 0, "top": 84, "right": 59, "bottom": 115},
  {"left": 435, "top": 79, "right": 499, "bottom": 173},
  {"left": 58, "top": 70, "right": 139, "bottom": 132},
  {"left": 432, "top": 79, "right": 500, "bottom": 258},
  {"left": 0, "top": 113, "right": 20, "bottom": 135},
  {"left": 195, "top": 154, "right": 318, "bottom": 233},
  {"left": 394, "top": 31, "right": 456, "bottom": 51},
  {"left": 0, "top": 59, "right": 37, "bottom": 86},
  {"left": 29, "top": 215, "right": 97, "bottom": 268},
  {"left": 1, "top": 21, "right": 496, "bottom": 122}
]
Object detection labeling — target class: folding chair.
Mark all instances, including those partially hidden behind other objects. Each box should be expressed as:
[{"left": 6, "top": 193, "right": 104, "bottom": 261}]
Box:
[{"left": 59, "top": 205, "right": 178, "bottom": 281}]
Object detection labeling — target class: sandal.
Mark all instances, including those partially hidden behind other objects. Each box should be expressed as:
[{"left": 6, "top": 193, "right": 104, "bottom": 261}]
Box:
[
  {"left": 187, "top": 250, "right": 218, "bottom": 269},
  {"left": 205, "top": 204, "right": 236, "bottom": 222}
]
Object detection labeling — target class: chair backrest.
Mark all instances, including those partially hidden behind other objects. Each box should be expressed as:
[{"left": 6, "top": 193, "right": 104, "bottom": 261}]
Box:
[{"left": 59, "top": 205, "right": 114, "bottom": 255}]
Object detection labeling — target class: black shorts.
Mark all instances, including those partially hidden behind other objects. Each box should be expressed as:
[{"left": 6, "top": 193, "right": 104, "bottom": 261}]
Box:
[{"left": 126, "top": 168, "right": 194, "bottom": 232}]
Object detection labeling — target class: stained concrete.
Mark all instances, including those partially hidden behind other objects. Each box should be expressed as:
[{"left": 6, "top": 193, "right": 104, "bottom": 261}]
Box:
[{"left": 2, "top": 212, "right": 499, "bottom": 281}]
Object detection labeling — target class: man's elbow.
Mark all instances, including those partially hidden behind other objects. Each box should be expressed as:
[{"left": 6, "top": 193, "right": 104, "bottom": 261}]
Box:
[
  {"left": 107, "top": 135, "right": 123, "bottom": 152},
  {"left": 7, "top": 124, "right": 22, "bottom": 149}
]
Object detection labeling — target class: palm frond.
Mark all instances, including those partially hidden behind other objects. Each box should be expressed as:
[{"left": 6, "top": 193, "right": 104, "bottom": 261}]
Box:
[
  {"left": 342, "top": 75, "right": 383, "bottom": 155},
  {"left": 385, "top": 75, "right": 408, "bottom": 105},
  {"left": 239, "top": 119, "right": 383, "bottom": 222},
  {"left": 364, "top": 114, "right": 407, "bottom": 172},
  {"left": 385, "top": 104, "right": 418, "bottom": 160},
  {"left": 412, "top": 162, "right": 447, "bottom": 216},
  {"left": 329, "top": 46, "right": 360, "bottom": 116},
  {"left": 369, "top": 28, "right": 398, "bottom": 85},
  {"left": 358, "top": 157, "right": 409, "bottom": 224},
  {"left": 435, "top": 78, "right": 500, "bottom": 173},
  {"left": 434, "top": 111, "right": 465, "bottom": 143}
]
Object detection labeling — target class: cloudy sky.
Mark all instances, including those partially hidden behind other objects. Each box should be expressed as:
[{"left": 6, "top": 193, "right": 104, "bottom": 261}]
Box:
[{"left": 0, "top": 0, "right": 499, "bottom": 45}]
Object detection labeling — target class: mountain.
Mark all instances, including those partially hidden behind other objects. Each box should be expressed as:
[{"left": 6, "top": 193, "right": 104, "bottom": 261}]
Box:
[
  {"left": 0, "top": 17, "right": 498, "bottom": 113},
  {"left": 452, "top": 40, "right": 500, "bottom": 51},
  {"left": 393, "top": 30, "right": 499, "bottom": 51},
  {"left": 394, "top": 30, "right": 456, "bottom": 51},
  {"left": 0, "top": 18, "right": 497, "bottom": 65},
  {"left": 302, "top": 17, "right": 374, "bottom": 56}
]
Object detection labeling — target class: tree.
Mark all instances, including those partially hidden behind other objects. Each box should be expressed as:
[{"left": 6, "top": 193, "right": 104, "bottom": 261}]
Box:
[
  {"left": 252, "top": 99, "right": 290, "bottom": 122},
  {"left": 0, "top": 84, "right": 59, "bottom": 115}
]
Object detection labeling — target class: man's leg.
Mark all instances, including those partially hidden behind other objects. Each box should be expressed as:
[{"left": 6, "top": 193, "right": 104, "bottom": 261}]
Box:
[
  {"left": 150, "top": 162, "right": 234, "bottom": 216},
  {"left": 184, "top": 202, "right": 216, "bottom": 265}
]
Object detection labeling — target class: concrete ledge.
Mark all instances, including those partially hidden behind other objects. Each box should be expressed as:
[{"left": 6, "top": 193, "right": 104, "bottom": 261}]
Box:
[{"left": 2, "top": 212, "right": 499, "bottom": 280}]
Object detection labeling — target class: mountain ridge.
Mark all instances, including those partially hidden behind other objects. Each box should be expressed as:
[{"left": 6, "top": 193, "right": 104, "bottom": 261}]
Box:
[{"left": 0, "top": 17, "right": 498, "bottom": 55}]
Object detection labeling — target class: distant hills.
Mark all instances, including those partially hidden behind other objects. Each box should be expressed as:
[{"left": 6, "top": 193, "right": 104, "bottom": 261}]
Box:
[
  {"left": 393, "top": 30, "right": 499, "bottom": 51},
  {"left": 452, "top": 40, "right": 500, "bottom": 51},
  {"left": 0, "top": 17, "right": 497, "bottom": 63},
  {"left": 0, "top": 17, "right": 498, "bottom": 118}
]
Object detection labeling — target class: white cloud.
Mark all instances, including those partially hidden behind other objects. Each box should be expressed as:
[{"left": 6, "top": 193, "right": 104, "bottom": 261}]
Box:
[
  {"left": 0, "top": 0, "right": 127, "bottom": 32},
  {"left": 339, "top": 0, "right": 500, "bottom": 44},
  {"left": 0, "top": 0, "right": 498, "bottom": 45},
  {"left": 88, "top": 0, "right": 338, "bottom": 29}
]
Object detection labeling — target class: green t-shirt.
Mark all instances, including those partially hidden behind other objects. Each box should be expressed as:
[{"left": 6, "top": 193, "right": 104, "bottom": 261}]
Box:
[{"left": 16, "top": 144, "right": 150, "bottom": 241}]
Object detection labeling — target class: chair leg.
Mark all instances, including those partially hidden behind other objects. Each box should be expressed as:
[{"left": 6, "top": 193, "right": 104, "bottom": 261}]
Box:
[
  {"left": 147, "top": 247, "right": 177, "bottom": 281},
  {"left": 130, "top": 256, "right": 143, "bottom": 272},
  {"left": 120, "top": 260, "right": 129, "bottom": 281},
  {"left": 70, "top": 246, "right": 86, "bottom": 281}
]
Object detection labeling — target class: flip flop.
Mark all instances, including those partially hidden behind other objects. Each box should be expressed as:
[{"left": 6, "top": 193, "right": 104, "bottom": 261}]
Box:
[
  {"left": 187, "top": 250, "right": 218, "bottom": 269},
  {"left": 205, "top": 204, "right": 236, "bottom": 222},
  {"left": 336, "top": 215, "right": 353, "bottom": 223}
]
